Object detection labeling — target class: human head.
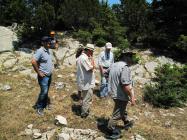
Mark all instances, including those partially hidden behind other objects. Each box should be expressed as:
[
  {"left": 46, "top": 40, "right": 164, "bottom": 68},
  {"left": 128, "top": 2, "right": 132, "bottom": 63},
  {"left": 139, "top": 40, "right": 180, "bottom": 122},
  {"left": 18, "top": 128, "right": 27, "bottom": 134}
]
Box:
[
  {"left": 50, "top": 31, "right": 55, "bottom": 37},
  {"left": 84, "top": 44, "right": 94, "bottom": 57},
  {"left": 105, "top": 42, "right": 112, "bottom": 52},
  {"left": 119, "top": 50, "right": 135, "bottom": 65},
  {"left": 41, "top": 36, "right": 51, "bottom": 48}
]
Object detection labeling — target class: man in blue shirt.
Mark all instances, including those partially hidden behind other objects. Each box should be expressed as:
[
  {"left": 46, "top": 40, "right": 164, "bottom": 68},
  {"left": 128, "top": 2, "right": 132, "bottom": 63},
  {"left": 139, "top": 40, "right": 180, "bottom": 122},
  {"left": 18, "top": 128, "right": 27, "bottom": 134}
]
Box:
[
  {"left": 31, "top": 36, "right": 54, "bottom": 116},
  {"left": 98, "top": 42, "right": 114, "bottom": 98}
]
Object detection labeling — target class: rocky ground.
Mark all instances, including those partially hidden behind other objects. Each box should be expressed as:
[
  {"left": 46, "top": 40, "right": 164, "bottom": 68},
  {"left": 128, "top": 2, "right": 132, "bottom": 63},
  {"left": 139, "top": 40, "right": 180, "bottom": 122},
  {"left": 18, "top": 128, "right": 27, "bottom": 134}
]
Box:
[{"left": 0, "top": 35, "right": 187, "bottom": 140}]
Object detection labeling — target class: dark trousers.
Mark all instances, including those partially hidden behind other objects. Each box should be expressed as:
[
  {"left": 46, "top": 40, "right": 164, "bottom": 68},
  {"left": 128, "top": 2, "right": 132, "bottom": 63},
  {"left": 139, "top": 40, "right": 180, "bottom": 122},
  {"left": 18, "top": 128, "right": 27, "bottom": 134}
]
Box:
[
  {"left": 108, "top": 99, "right": 128, "bottom": 130},
  {"left": 36, "top": 75, "right": 52, "bottom": 109}
]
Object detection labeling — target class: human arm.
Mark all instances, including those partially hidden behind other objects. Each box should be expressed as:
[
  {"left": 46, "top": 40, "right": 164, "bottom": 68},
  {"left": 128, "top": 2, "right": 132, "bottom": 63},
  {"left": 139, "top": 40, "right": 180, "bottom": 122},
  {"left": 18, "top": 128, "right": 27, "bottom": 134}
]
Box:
[
  {"left": 122, "top": 84, "right": 135, "bottom": 105},
  {"left": 31, "top": 58, "right": 45, "bottom": 77},
  {"left": 121, "top": 66, "right": 135, "bottom": 105}
]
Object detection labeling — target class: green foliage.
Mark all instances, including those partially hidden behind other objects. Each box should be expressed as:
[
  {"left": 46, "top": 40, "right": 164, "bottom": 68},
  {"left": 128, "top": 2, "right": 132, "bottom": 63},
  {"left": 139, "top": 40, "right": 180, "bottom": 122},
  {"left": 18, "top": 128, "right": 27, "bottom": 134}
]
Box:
[
  {"left": 175, "top": 35, "right": 187, "bottom": 53},
  {"left": 144, "top": 64, "right": 187, "bottom": 108},
  {"left": 73, "top": 30, "right": 92, "bottom": 44}
]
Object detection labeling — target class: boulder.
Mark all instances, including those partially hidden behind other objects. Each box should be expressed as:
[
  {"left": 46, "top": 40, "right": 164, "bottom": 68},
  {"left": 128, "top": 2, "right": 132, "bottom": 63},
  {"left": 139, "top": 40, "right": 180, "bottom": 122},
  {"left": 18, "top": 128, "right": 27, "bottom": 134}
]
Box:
[
  {"left": 144, "top": 61, "right": 158, "bottom": 73},
  {"left": 33, "top": 132, "right": 42, "bottom": 139},
  {"left": 58, "top": 133, "right": 70, "bottom": 140},
  {"left": 0, "top": 26, "right": 17, "bottom": 52},
  {"left": 55, "top": 115, "right": 67, "bottom": 126},
  {"left": 3, "top": 58, "right": 17, "bottom": 69}
]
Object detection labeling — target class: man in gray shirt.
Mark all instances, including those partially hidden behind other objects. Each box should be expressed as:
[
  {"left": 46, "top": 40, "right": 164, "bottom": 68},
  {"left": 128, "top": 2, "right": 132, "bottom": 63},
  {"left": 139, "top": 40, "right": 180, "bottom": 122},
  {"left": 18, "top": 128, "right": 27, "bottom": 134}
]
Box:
[
  {"left": 31, "top": 36, "right": 54, "bottom": 116},
  {"left": 106, "top": 51, "right": 135, "bottom": 139}
]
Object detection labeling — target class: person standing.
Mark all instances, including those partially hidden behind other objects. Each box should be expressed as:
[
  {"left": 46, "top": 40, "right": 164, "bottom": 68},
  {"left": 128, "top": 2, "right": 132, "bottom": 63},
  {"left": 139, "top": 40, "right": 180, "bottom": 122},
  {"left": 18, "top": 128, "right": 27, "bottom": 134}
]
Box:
[
  {"left": 31, "top": 36, "right": 54, "bottom": 116},
  {"left": 98, "top": 42, "right": 114, "bottom": 98},
  {"left": 76, "top": 44, "right": 95, "bottom": 118},
  {"left": 106, "top": 51, "right": 135, "bottom": 139},
  {"left": 50, "top": 31, "right": 59, "bottom": 68}
]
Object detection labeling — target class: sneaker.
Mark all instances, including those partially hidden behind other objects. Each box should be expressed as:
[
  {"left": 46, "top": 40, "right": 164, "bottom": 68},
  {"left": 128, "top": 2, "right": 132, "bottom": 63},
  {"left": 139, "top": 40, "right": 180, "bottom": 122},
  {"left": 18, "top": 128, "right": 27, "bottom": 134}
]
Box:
[
  {"left": 37, "top": 108, "right": 44, "bottom": 116},
  {"left": 123, "top": 120, "right": 134, "bottom": 130},
  {"left": 105, "top": 128, "right": 121, "bottom": 139},
  {"left": 46, "top": 104, "right": 52, "bottom": 110},
  {"left": 81, "top": 112, "right": 89, "bottom": 118}
]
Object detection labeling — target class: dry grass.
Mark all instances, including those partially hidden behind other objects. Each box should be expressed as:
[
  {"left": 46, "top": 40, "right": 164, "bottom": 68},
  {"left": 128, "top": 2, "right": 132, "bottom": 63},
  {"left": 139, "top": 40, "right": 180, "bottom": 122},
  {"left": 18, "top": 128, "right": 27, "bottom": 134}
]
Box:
[{"left": 0, "top": 65, "right": 187, "bottom": 140}]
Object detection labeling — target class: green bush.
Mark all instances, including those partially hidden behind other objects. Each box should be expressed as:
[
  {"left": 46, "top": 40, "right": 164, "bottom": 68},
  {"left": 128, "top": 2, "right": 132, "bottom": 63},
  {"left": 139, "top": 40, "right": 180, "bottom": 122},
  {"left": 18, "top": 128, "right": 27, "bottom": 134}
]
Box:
[
  {"left": 73, "top": 29, "right": 92, "bottom": 44},
  {"left": 144, "top": 64, "right": 187, "bottom": 108},
  {"left": 176, "top": 35, "right": 187, "bottom": 53}
]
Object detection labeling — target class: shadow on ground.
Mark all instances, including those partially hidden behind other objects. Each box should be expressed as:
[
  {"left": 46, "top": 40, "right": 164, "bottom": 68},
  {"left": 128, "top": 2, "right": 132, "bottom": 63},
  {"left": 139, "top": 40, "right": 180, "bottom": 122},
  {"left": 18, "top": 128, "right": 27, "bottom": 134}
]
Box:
[{"left": 71, "top": 104, "right": 81, "bottom": 116}]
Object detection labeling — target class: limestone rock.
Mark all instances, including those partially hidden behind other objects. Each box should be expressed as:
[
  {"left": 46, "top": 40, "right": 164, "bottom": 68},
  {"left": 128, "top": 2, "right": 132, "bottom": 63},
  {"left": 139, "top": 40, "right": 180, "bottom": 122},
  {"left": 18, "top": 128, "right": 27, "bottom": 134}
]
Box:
[
  {"left": 55, "top": 115, "right": 67, "bottom": 126},
  {"left": 33, "top": 132, "right": 42, "bottom": 139},
  {"left": 144, "top": 61, "right": 158, "bottom": 73},
  {"left": 0, "top": 26, "right": 17, "bottom": 52},
  {"left": 25, "top": 128, "right": 32, "bottom": 135},
  {"left": 1, "top": 84, "right": 12, "bottom": 91},
  {"left": 27, "top": 124, "right": 33, "bottom": 129},
  {"left": 3, "top": 58, "right": 17, "bottom": 69},
  {"left": 58, "top": 133, "right": 70, "bottom": 140},
  {"left": 55, "top": 82, "right": 65, "bottom": 90}
]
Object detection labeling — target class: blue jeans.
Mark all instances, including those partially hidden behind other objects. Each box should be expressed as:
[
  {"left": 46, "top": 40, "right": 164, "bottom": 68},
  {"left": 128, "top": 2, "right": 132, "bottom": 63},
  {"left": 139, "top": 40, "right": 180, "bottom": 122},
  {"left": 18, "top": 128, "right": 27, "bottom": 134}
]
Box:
[
  {"left": 36, "top": 75, "right": 52, "bottom": 109},
  {"left": 100, "top": 76, "right": 108, "bottom": 97}
]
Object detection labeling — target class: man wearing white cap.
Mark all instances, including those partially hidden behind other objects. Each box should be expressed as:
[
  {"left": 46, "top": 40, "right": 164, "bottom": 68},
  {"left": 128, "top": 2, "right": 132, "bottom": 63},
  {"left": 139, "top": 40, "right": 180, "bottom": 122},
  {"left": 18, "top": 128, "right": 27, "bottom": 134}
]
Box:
[
  {"left": 76, "top": 43, "right": 95, "bottom": 118},
  {"left": 98, "top": 42, "right": 114, "bottom": 98}
]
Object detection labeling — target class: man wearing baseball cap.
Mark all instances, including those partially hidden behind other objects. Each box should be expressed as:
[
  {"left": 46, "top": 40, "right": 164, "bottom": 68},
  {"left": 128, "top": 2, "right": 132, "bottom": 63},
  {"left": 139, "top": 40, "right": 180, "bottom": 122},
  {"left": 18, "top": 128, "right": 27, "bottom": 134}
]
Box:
[
  {"left": 76, "top": 43, "right": 95, "bottom": 118},
  {"left": 50, "top": 31, "right": 59, "bottom": 68},
  {"left": 98, "top": 42, "right": 114, "bottom": 98},
  {"left": 31, "top": 36, "right": 54, "bottom": 116}
]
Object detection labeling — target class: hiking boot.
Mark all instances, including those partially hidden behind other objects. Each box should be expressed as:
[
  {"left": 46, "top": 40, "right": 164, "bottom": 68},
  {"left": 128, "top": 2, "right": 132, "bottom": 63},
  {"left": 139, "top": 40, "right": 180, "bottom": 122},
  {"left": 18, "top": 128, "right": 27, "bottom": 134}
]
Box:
[
  {"left": 37, "top": 108, "right": 44, "bottom": 116},
  {"left": 105, "top": 128, "right": 121, "bottom": 139},
  {"left": 81, "top": 112, "right": 89, "bottom": 118},
  {"left": 123, "top": 120, "right": 134, "bottom": 130},
  {"left": 46, "top": 104, "right": 52, "bottom": 110}
]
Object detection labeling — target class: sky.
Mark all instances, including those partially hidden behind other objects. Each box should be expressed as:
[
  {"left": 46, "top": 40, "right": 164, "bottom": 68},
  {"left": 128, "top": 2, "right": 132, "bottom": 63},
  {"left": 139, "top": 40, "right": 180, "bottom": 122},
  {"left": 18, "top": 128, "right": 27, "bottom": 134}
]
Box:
[{"left": 108, "top": 0, "right": 153, "bottom": 5}]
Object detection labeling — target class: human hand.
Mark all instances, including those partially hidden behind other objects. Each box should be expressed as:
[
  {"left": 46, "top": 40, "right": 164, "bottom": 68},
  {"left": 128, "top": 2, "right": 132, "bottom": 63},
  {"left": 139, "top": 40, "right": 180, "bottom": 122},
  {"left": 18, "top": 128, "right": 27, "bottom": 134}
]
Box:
[
  {"left": 130, "top": 96, "right": 136, "bottom": 106},
  {"left": 38, "top": 71, "right": 45, "bottom": 77}
]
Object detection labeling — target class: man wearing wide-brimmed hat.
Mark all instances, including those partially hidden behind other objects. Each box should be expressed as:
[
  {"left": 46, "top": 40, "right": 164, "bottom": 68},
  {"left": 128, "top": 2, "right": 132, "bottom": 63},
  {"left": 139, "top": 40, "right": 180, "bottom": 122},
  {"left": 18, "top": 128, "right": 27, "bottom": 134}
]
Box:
[
  {"left": 106, "top": 50, "right": 136, "bottom": 139},
  {"left": 76, "top": 43, "right": 95, "bottom": 118}
]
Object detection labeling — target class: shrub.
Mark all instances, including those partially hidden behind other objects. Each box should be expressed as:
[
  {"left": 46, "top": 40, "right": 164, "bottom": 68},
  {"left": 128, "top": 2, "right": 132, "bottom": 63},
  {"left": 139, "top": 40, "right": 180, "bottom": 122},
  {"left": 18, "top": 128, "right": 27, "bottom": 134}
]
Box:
[
  {"left": 175, "top": 35, "right": 187, "bottom": 53},
  {"left": 144, "top": 64, "right": 187, "bottom": 108},
  {"left": 73, "top": 29, "right": 92, "bottom": 44}
]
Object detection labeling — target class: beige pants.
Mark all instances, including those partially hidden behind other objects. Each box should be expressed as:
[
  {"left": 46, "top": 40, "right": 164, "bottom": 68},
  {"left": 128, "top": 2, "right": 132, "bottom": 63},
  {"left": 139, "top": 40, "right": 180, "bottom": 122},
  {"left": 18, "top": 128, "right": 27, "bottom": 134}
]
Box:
[
  {"left": 81, "top": 88, "right": 93, "bottom": 115},
  {"left": 108, "top": 99, "right": 128, "bottom": 130}
]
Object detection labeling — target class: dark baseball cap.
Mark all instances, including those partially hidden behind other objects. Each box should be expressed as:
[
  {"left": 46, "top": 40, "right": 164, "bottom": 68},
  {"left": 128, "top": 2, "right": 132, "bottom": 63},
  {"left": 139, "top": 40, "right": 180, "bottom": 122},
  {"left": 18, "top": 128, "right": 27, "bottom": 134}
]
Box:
[{"left": 41, "top": 36, "right": 51, "bottom": 42}]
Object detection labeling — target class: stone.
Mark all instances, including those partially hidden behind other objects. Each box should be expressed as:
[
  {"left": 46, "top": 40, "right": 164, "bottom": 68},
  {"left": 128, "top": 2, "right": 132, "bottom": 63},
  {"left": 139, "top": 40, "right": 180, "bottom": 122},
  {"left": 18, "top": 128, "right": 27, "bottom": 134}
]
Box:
[
  {"left": 55, "top": 82, "right": 65, "bottom": 90},
  {"left": 95, "top": 136, "right": 106, "bottom": 140},
  {"left": 57, "top": 75, "right": 63, "bottom": 78},
  {"left": 178, "top": 108, "right": 184, "bottom": 112},
  {"left": 134, "top": 65, "right": 146, "bottom": 77},
  {"left": 0, "top": 26, "right": 17, "bottom": 52},
  {"left": 19, "top": 69, "right": 32, "bottom": 76},
  {"left": 58, "top": 133, "right": 70, "bottom": 140},
  {"left": 55, "top": 115, "right": 67, "bottom": 126},
  {"left": 33, "top": 132, "right": 42, "bottom": 139},
  {"left": 3, "top": 58, "right": 17, "bottom": 69},
  {"left": 27, "top": 124, "right": 33, "bottom": 129},
  {"left": 164, "top": 120, "right": 172, "bottom": 128},
  {"left": 131, "top": 134, "right": 146, "bottom": 140},
  {"left": 32, "top": 129, "right": 40, "bottom": 134},
  {"left": 144, "top": 61, "right": 158, "bottom": 73},
  {"left": 25, "top": 128, "right": 33, "bottom": 135},
  {"left": 156, "top": 56, "right": 174, "bottom": 66},
  {"left": 2, "top": 84, "right": 12, "bottom": 91}
]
